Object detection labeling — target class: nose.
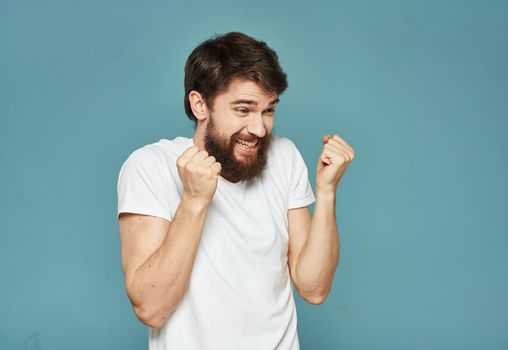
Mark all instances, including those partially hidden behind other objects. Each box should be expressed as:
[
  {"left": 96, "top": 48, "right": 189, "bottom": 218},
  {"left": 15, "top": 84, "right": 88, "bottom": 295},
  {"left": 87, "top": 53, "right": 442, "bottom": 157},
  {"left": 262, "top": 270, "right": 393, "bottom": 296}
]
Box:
[{"left": 246, "top": 113, "right": 267, "bottom": 138}]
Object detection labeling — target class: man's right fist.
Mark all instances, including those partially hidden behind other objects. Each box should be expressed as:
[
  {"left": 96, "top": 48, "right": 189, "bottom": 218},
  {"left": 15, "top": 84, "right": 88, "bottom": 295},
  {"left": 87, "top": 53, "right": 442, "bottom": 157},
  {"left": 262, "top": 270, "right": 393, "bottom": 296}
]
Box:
[{"left": 176, "top": 146, "right": 222, "bottom": 204}]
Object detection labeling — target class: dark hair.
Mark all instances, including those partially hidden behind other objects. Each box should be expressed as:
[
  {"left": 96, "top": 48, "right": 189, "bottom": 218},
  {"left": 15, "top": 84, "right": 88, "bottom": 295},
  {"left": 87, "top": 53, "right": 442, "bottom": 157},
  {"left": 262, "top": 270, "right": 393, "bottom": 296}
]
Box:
[{"left": 184, "top": 32, "right": 288, "bottom": 126}]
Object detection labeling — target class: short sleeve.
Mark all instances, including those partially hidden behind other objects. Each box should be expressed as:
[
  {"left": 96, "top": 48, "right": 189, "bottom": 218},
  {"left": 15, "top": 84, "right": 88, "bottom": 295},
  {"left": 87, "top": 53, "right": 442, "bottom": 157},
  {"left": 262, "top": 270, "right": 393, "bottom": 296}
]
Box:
[
  {"left": 288, "top": 140, "right": 316, "bottom": 209},
  {"left": 116, "top": 147, "right": 172, "bottom": 221}
]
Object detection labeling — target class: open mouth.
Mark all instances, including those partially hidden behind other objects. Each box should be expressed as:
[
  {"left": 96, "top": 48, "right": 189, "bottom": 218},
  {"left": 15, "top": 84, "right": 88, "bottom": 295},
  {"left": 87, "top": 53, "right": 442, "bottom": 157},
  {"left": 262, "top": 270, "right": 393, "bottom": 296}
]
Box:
[
  {"left": 235, "top": 139, "right": 258, "bottom": 148},
  {"left": 235, "top": 138, "right": 259, "bottom": 154}
]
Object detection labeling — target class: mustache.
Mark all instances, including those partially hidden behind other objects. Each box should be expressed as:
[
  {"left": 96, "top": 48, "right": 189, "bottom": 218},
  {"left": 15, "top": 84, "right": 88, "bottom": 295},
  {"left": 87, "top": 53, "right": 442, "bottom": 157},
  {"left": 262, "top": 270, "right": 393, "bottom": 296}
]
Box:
[{"left": 231, "top": 133, "right": 268, "bottom": 143}]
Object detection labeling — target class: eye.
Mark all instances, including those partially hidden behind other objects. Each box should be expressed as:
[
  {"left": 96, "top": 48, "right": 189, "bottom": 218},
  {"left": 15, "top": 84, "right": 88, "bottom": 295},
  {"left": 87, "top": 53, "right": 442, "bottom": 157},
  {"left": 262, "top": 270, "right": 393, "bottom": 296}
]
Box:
[
  {"left": 236, "top": 108, "right": 249, "bottom": 114},
  {"left": 264, "top": 108, "right": 275, "bottom": 115}
]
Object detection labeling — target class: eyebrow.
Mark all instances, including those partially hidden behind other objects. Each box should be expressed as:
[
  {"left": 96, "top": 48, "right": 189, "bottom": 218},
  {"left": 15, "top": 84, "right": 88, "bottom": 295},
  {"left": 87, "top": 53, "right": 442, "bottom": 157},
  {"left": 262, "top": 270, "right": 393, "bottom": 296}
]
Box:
[{"left": 230, "top": 98, "right": 280, "bottom": 106}]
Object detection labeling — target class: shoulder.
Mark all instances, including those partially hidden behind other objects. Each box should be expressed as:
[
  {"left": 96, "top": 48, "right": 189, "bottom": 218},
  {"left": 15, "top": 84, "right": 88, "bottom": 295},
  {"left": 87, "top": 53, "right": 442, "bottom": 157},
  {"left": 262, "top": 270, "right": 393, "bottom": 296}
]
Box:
[
  {"left": 268, "top": 134, "right": 303, "bottom": 164},
  {"left": 120, "top": 136, "right": 192, "bottom": 171},
  {"left": 269, "top": 134, "right": 299, "bottom": 155},
  {"left": 267, "top": 134, "right": 311, "bottom": 178},
  {"left": 265, "top": 134, "right": 302, "bottom": 181}
]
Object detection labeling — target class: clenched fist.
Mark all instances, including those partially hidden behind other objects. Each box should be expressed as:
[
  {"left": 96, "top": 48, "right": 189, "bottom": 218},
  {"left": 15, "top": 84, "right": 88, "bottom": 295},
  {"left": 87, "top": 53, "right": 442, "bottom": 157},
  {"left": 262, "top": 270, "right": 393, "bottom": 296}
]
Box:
[
  {"left": 176, "top": 146, "right": 222, "bottom": 205},
  {"left": 316, "top": 134, "right": 355, "bottom": 193}
]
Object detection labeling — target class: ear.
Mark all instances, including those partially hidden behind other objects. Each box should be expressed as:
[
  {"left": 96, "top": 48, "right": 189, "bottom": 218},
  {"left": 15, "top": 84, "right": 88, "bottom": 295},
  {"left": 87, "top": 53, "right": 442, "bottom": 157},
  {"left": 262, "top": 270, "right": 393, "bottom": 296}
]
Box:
[{"left": 188, "top": 90, "right": 209, "bottom": 122}]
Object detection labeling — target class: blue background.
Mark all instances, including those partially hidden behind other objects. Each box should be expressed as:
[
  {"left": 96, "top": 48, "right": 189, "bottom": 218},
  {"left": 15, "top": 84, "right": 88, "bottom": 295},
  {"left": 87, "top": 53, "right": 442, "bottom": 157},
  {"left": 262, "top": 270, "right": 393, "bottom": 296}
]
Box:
[{"left": 1, "top": 0, "right": 507, "bottom": 349}]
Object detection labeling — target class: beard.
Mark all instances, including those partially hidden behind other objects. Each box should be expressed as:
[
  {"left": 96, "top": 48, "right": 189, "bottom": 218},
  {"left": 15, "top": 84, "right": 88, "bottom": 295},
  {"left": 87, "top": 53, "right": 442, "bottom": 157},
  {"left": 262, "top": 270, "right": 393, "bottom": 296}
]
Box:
[{"left": 204, "top": 115, "right": 271, "bottom": 183}]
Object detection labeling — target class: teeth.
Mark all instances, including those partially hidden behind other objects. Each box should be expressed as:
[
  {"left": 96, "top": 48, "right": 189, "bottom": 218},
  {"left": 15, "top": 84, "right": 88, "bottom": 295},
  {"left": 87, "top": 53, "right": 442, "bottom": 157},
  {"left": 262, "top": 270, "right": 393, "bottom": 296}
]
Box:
[{"left": 236, "top": 139, "right": 257, "bottom": 147}]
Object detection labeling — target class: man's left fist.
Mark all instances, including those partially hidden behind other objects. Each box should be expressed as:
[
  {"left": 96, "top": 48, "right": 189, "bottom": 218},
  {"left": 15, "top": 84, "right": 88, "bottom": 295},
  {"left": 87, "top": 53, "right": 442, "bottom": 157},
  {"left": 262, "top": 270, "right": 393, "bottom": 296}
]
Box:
[{"left": 316, "top": 134, "right": 355, "bottom": 193}]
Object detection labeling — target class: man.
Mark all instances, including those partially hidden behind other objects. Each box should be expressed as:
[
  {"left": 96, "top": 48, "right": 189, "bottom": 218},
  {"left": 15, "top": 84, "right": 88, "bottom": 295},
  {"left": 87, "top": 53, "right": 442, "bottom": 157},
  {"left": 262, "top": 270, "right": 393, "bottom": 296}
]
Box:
[{"left": 116, "top": 32, "right": 354, "bottom": 349}]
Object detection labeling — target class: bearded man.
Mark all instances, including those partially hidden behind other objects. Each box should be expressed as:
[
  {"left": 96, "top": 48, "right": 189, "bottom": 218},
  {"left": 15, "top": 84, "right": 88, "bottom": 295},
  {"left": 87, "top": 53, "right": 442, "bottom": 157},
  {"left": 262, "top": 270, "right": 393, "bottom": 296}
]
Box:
[{"left": 116, "top": 31, "right": 355, "bottom": 350}]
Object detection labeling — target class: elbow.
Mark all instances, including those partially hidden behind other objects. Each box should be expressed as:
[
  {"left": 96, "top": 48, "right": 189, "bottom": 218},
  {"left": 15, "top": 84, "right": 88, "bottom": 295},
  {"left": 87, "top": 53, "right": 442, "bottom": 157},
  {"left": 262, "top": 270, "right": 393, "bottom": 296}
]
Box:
[
  {"left": 133, "top": 304, "right": 172, "bottom": 329},
  {"left": 127, "top": 291, "right": 177, "bottom": 329},
  {"left": 134, "top": 306, "right": 159, "bottom": 328},
  {"left": 126, "top": 283, "right": 182, "bottom": 329},
  {"left": 302, "top": 292, "right": 327, "bottom": 305},
  {"left": 298, "top": 285, "right": 331, "bottom": 305}
]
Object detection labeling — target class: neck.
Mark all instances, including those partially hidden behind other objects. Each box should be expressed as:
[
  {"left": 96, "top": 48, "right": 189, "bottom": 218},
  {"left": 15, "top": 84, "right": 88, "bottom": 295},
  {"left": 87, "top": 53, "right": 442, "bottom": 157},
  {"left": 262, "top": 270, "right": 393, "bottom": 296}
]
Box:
[{"left": 192, "top": 123, "right": 206, "bottom": 151}]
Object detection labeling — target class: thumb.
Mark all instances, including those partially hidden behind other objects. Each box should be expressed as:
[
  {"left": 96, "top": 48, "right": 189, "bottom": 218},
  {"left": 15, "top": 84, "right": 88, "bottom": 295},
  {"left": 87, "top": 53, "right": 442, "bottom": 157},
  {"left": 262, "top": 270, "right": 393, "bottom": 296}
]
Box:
[{"left": 322, "top": 135, "right": 332, "bottom": 144}]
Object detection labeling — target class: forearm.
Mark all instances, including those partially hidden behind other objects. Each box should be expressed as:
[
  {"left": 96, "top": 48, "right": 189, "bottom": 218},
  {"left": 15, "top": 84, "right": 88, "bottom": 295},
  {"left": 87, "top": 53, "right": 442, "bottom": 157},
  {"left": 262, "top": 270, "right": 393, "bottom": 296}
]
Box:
[
  {"left": 295, "top": 189, "right": 340, "bottom": 300},
  {"left": 128, "top": 196, "right": 209, "bottom": 327}
]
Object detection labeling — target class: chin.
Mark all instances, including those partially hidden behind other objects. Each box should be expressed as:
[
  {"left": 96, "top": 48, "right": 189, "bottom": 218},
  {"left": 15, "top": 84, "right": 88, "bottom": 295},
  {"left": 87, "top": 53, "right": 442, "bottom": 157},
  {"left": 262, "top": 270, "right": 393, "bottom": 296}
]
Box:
[{"left": 234, "top": 152, "right": 257, "bottom": 164}]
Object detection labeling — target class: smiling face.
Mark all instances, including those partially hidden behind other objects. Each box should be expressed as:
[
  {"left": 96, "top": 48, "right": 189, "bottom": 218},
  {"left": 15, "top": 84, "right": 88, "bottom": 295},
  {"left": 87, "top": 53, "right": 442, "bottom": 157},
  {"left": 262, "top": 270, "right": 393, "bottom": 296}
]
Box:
[{"left": 198, "top": 78, "right": 280, "bottom": 182}]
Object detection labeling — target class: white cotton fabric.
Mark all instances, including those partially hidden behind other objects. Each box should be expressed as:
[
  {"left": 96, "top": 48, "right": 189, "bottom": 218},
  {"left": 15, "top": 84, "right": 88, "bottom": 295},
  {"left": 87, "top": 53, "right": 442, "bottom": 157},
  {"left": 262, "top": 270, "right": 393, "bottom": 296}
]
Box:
[{"left": 116, "top": 134, "right": 315, "bottom": 350}]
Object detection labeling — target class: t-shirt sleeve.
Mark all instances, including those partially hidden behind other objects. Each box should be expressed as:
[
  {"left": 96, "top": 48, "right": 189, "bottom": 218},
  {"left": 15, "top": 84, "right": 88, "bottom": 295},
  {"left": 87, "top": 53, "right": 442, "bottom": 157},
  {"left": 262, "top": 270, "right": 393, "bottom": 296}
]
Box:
[
  {"left": 116, "top": 147, "right": 173, "bottom": 222},
  {"left": 288, "top": 140, "right": 316, "bottom": 209}
]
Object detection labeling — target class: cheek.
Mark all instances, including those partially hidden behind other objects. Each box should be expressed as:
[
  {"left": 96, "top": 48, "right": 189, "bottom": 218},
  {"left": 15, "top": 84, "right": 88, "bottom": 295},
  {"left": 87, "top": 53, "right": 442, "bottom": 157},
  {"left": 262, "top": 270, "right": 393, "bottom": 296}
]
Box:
[
  {"left": 217, "top": 112, "right": 243, "bottom": 135},
  {"left": 264, "top": 118, "right": 274, "bottom": 132}
]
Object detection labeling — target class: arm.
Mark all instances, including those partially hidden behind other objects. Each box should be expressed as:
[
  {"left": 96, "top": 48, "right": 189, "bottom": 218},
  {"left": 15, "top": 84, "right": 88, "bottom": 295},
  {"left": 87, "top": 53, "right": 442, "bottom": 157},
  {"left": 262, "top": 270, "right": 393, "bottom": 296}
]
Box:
[
  {"left": 287, "top": 190, "right": 339, "bottom": 304},
  {"left": 118, "top": 146, "right": 221, "bottom": 329},
  {"left": 287, "top": 134, "right": 354, "bottom": 304},
  {"left": 119, "top": 196, "right": 209, "bottom": 329}
]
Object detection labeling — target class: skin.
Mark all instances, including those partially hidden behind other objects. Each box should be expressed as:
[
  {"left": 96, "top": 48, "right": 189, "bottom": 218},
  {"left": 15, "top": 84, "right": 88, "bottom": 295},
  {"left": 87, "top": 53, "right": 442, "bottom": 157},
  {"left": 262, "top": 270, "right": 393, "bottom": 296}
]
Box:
[{"left": 118, "top": 77, "right": 355, "bottom": 328}]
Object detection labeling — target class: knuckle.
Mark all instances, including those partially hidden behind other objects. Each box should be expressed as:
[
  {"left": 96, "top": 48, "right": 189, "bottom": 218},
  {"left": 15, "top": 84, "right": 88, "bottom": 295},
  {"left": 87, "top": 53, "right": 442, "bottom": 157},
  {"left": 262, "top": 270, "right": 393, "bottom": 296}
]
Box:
[
  {"left": 186, "top": 146, "right": 198, "bottom": 155},
  {"left": 185, "top": 162, "right": 194, "bottom": 172},
  {"left": 205, "top": 168, "right": 214, "bottom": 177}
]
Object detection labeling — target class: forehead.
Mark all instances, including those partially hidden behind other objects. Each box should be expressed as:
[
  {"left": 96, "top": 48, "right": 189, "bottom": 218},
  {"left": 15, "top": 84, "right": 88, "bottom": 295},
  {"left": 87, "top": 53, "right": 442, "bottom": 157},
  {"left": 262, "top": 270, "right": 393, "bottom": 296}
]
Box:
[{"left": 220, "top": 78, "right": 278, "bottom": 102}]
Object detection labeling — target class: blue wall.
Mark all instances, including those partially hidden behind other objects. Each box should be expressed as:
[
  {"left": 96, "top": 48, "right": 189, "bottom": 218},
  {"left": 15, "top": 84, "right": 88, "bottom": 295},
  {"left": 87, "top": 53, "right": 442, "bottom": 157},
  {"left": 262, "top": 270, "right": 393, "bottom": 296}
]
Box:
[{"left": 1, "top": 0, "right": 507, "bottom": 349}]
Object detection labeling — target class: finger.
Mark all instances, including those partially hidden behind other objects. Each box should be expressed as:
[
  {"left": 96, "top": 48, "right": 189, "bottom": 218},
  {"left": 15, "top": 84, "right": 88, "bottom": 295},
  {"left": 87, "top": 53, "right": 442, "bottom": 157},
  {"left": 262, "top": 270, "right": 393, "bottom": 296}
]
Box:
[
  {"left": 180, "top": 145, "right": 199, "bottom": 159},
  {"left": 324, "top": 144, "right": 351, "bottom": 162},
  {"left": 326, "top": 135, "right": 354, "bottom": 155},
  {"left": 177, "top": 146, "right": 200, "bottom": 168},
  {"left": 201, "top": 156, "right": 216, "bottom": 167},
  {"left": 325, "top": 138, "right": 344, "bottom": 150},
  {"left": 331, "top": 134, "right": 354, "bottom": 153},
  {"left": 322, "top": 135, "right": 333, "bottom": 144},
  {"left": 331, "top": 134, "right": 348, "bottom": 146},
  {"left": 191, "top": 150, "right": 209, "bottom": 162},
  {"left": 319, "top": 150, "right": 331, "bottom": 165},
  {"left": 325, "top": 140, "right": 354, "bottom": 160},
  {"left": 211, "top": 162, "right": 222, "bottom": 175}
]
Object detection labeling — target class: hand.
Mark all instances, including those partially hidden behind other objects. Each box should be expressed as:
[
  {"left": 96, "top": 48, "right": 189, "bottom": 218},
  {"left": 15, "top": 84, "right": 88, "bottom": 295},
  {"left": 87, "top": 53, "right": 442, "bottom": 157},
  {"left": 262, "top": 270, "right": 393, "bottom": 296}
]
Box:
[
  {"left": 316, "top": 134, "right": 355, "bottom": 193},
  {"left": 176, "top": 146, "right": 222, "bottom": 205}
]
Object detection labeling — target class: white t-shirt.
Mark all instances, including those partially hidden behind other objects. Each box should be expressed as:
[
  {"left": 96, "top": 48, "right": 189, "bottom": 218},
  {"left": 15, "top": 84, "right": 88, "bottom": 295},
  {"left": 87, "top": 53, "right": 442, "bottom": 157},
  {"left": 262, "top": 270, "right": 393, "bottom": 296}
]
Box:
[{"left": 116, "top": 134, "right": 315, "bottom": 350}]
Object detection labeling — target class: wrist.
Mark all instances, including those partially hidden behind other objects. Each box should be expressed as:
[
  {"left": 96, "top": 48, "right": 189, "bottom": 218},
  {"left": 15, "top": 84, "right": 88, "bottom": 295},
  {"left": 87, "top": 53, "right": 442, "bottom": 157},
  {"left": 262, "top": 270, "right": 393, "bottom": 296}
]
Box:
[
  {"left": 315, "top": 186, "right": 336, "bottom": 200},
  {"left": 181, "top": 193, "right": 211, "bottom": 214}
]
